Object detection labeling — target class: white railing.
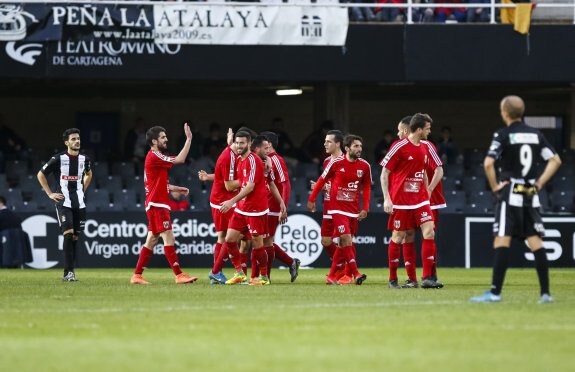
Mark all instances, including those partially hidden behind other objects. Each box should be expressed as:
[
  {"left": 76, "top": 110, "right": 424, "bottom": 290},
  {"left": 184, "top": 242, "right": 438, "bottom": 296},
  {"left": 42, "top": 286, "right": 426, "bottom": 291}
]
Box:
[{"left": 1, "top": 0, "right": 574, "bottom": 25}]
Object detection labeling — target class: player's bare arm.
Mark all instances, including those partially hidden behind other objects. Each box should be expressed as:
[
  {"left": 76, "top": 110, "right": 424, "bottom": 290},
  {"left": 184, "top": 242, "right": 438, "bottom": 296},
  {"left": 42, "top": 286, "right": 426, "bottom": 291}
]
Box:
[
  {"left": 427, "top": 166, "right": 443, "bottom": 194},
  {"left": 358, "top": 210, "right": 368, "bottom": 221},
  {"left": 220, "top": 182, "right": 254, "bottom": 213},
  {"left": 83, "top": 169, "right": 93, "bottom": 192},
  {"left": 198, "top": 170, "right": 214, "bottom": 182},
  {"left": 37, "top": 170, "right": 64, "bottom": 202},
  {"left": 534, "top": 154, "right": 562, "bottom": 191},
  {"left": 381, "top": 168, "right": 393, "bottom": 214},
  {"left": 174, "top": 122, "right": 193, "bottom": 164},
  {"left": 484, "top": 156, "right": 508, "bottom": 192},
  {"left": 268, "top": 181, "right": 287, "bottom": 223},
  {"left": 169, "top": 184, "right": 189, "bottom": 196},
  {"left": 224, "top": 179, "right": 240, "bottom": 192}
]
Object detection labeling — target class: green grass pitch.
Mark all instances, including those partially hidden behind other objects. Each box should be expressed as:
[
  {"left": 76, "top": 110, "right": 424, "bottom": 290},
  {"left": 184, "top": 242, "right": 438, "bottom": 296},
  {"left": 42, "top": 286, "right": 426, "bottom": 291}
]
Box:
[{"left": 1, "top": 268, "right": 574, "bottom": 371}]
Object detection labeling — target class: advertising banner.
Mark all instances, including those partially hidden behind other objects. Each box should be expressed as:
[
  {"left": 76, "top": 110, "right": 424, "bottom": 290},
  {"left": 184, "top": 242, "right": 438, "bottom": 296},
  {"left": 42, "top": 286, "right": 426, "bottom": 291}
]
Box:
[
  {"left": 153, "top": 4, "right": 348, "bottom": 46},
  {"left": 11, "top": 211, "right": 575, "bottom": 270}
]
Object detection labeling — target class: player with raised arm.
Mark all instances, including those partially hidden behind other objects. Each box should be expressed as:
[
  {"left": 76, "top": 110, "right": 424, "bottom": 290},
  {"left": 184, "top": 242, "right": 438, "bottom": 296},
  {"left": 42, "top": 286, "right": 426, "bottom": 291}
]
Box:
[{"left": 130, "top": 123, "right": 198, "bottom": 285}]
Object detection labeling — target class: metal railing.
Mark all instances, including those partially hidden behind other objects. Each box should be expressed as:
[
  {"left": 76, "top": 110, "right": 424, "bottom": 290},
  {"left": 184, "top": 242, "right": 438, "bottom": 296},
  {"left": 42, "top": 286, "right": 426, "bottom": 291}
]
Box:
[{"left": 1, "top": 0, "right": 574, "bottom": 25}]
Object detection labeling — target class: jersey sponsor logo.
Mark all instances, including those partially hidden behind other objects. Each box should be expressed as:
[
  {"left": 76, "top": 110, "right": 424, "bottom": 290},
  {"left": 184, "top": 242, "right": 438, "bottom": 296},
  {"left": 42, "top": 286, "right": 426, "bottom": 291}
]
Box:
[
  {"left": 357, "top": 170, "right": 363, "bottom": 177},
  {"left": 61, "top": 175, "right": 79, "bottom": 180},
  {"left": 509, "top": 132, "right": 539, "bottom": 145},
  {"left": 347, "top": 181, "right": 359, "bottom": 189},
  {"left": 414, "top": 171, "right": 425, "bottom": 178},
  {"left": 420, "top": 211, "right": 432, "bottom": 222}
]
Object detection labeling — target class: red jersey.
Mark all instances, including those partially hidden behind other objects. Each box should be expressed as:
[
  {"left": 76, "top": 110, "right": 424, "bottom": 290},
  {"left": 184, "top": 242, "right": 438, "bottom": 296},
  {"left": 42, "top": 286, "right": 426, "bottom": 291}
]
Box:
[
  {"left": 267, "top": 152, "right": 290, "bottom": 213},
  {"left": 210, "top": 145, "right": 238, "bottom": 207},
  {"left": 321, "top": 155, "right": 344, "bottom": 214},
  {"left": 144, "top": 150, "right": 175, "bottom": 211},
  {"left": 380, "top": 138, "right": 430, "bottom": 209},
  {"left": 310, "top": 156, "right": 372, "bottom": 217},
  {"left": 422, "top": 140, "right": 446, "bottom": 209},
  {"left": 236, "top": 152, "right": 269, "bottom": 216}
]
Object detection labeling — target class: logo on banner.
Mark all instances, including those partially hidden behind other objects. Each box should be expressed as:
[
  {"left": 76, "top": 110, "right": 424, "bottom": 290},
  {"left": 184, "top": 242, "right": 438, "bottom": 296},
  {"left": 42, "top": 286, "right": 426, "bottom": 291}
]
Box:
[
  {"left": 22, "top": 215, "right": 61, "bottom": 269},
  {"left": 301, "top": 15, "right": 322, "bottom": 38},
  {"left": 5, "top": 42, "right": 42, "bottom": 65},
  {"left": 275, "top": 214, "right": 321, "bottom": 266},
  {"left": 0, "top": 5, "right": 38, "bottom": 41}
]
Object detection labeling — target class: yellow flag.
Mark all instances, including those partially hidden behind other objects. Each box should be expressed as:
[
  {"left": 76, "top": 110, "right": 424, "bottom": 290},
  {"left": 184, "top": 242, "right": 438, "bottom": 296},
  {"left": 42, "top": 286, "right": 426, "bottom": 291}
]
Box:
[
  {"left": 500, "top": 0, "right": 533, "bottom": 35},
  {"left": 514, "top": 4, "right": 533, "bottom": 34}
]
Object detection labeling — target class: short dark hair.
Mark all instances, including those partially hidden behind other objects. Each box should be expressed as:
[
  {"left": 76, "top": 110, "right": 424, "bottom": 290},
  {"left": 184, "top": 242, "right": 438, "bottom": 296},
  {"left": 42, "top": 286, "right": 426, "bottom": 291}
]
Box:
[
  {"left": 251, "top": 135, "right": 268, "bottom": 151},
  {"left": 235, "top": 130, "right": 252, "bottom": 142},
  {"left": 62, "top": 128, "right": 80, "bottom": 141},
  {"left": 237, "top": 126, "right": 257, "bottom": 139},
  {"left": 0, "top": 196, "right": 6, "bottom": 205},
  {"left": 260, "top": 131, "right": 278, "bottom": 149},
  {"left": 146, "top": 126, "right": 166, "bottom": 147},
  {"left": 400, "top": 116, "right": 412, "bottom": 125},
  {"left": 327, "top": 129, "right": 344, "bottom": 151},
  {"left": 344, "top": 134, "right": 363, "bottom": 148},
  {"left": 409, "top": 113, "right": 432, "bottom": 132}
]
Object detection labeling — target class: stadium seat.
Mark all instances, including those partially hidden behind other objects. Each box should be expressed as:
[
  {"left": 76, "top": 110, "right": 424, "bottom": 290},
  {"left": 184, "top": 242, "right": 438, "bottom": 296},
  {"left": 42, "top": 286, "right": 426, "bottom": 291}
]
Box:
[
  {"left": 552, "top": 191, "right": 574, "bottom": 213},
  {"left": 5, "top": 160, "right": 29, "bottom": 187},
  {"left": 463, "top": 176, "right": 488, "bottom": 195},
  {"left": 468, "top": 191, "right": 494, "bottom": 213},
  {"left": 98, "top": 175, "right": 123, "bottom": 192},
  {"left": 112, "top": 189, "right": 138, "bottom": 210},
  {"left": 463, "top": 148, "right": 486, "bottom": 170},
  {"left": 85, "top": 189, "right": 111, "bottom": 211},
  {"left": 443, "top": 163, "right": 464, "bottom": 179},
  {"left": 443, "top": 191, "right": 465, "bottom": 213},
  {"left": 111, "top": 161, "right": 136, "bottom": 179},
  {"left": 190, "top": 191, "right": 209, "bottom": 211},
  {"left": 296, "top": 162, "right": 320, "bottom": 180},
  {"left": 550, "top": 174, "right": 575, "bottom": 192},
  {"left": 441, "top": 176, "right": 458, "bottom": 192}
]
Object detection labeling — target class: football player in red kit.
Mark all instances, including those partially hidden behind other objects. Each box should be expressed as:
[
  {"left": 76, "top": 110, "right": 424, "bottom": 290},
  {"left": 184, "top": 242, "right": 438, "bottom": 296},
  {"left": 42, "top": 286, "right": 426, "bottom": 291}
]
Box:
[
  {"left": 130, "top": 123, "right": 198, "bottom": 285},
  {"left": 308, "top": 134, "right": 372, "bottom": 285}
]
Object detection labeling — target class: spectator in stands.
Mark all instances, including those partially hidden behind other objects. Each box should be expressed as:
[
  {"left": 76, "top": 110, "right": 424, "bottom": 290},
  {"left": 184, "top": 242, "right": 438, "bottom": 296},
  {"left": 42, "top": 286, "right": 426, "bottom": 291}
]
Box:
[
  {"left": 466, "top": 0, "right": 491, "bottom": 22},
  {"left": 301, "top": 120, "right": 334, "bottom": 164},
  {"left": 0, "top": 196, "right": 21, "bottom": 231},
  {"left": 167, "top": 190, "right": 190, "bottom": 211},
  {"left": 266, "top": 117, "right": 299, "bottom": 168},
  {"left": 348, "top": 0, "right": 378, "bottom": 22},
  {"left": 413, "top": 0, "right": 436, "bottom": 22},
  {"left": 373, "top": 129, "right": 395, "bottom": 163},
  {"left": 435, "top": 0, "right": 466, "bottom": 22},
  {"left": 202, "top": 122, "right": 227, "bottom": 163},
  {"left": 124, "top": 116, "right": 148, "bottom": 168},
  {"left": 0, "top": 113, "right": 28, "bottom": 161},
  {"left": 436, "top": 126, "right": 459, "bottom": 164},
  {"left": 375, "top": 0, "right": 405, "bottom": 22}
]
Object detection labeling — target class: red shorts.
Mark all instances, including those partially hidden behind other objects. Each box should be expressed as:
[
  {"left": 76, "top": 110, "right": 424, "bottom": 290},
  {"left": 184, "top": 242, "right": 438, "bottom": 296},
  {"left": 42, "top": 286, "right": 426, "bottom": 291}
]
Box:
[
  {"left": 331, "top": 213, "right": 358, "bottom": 237},
  {"left": 267, "top": 213, "right": 281, "bottom": 237},
  {"left": 211, "top": 206, "right": 234, "bottom": 232},
  {"left": 388, "top": 205, "right": 434, "bottom": 231},
  {"left": 229, "top": 212, "right": 268, "bottom": 237},
  {"left": 146, "top": 207, "right": 172, "bottom": 235},
  {"left": 321, "top": 215, "right": 334, "bottom": 237}
]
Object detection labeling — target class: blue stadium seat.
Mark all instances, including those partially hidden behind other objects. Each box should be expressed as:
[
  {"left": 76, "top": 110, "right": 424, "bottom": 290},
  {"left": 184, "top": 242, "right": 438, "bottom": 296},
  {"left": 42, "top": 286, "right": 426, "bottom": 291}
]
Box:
[
  {"left": 552, "top": 191, "right": 574, "bottom": 213},
  {"left": 443, "top": 163, "right": 464, "bottom": 179},
  {"left": 443, "top": 191, "right": 465, "bottom": 213},
  {"left": 463, "top": 176, "right": 488, "bottom": 195}
]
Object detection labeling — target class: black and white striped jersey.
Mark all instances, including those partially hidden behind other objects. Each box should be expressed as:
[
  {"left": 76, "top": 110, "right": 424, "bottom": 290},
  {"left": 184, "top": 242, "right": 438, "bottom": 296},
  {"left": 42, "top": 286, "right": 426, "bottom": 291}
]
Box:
[
  {"left": 486, "top": 121, "right": 556, "bottom": 207},
  {"left": 40, "top": 152, "right": 91, "bottom": 209}
]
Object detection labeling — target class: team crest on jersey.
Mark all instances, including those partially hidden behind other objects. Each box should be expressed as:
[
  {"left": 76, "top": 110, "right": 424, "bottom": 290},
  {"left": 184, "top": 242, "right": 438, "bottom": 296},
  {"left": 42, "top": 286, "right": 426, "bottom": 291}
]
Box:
[
  {"left": 163, "top": 221, "right": 170, "bottom": 229},
  {"left": 394, "top": 220, "right": 400, "bottom": 229},
  {"left": 357, "top": 170, "right": 363, "bottom": 177},
  {"left": 338, "top": 225, "right": 345, "bottom": 233}
]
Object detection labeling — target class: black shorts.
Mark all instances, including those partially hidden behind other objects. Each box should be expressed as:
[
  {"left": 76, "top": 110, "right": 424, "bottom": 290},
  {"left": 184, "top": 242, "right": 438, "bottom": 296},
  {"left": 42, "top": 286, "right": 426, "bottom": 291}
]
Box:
[
  {"left": 55, "top": 205, "right": 86, "bottom": 234},
  {"left": 493, "top": 200, "right": 545, "bottom": 239}
]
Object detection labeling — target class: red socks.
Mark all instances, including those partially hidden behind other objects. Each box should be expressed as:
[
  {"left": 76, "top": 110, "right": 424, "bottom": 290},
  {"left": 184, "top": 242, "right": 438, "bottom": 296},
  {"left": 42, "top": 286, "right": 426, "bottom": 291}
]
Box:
[
  {"left": 253, "top": 248, "right": 268, "bottom": 277},
  {"left": 164, "top": 245, "right": 182, "bottom": 275},
  {"left": 213, "top": 242, "right": 222, "bottom": 265},
  {"left": 403, "top": 242, "right": 417, "bottom": 281},
  {"left": 266, "top": 246, "right": 275, "bottom": 277},
  {"left": 135, "top": 246, "right": 152, "bottom": 275},
  {"left": 324, "top": 242, "right": 337, "bottom": 259},
  {"left": 328, "top": 248, "right": 345, "bottom": 278},
  {"left": 344, "top": 245, "right": 361, "bottom": 278},
  {"left": 422, "top": 239, "right": 436, "bottom": 279},
  {"left": 250, "top": 249, "right": 258, "bottom": 278},
  {"left": 388, "top": 241, "right": 401, "bottom": 281},
  {"left": 240, "top": 252, "right": 249, "bottom": 275},
  {"left": 273, "top": 243, "right": 293, "bottom": 266}
]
